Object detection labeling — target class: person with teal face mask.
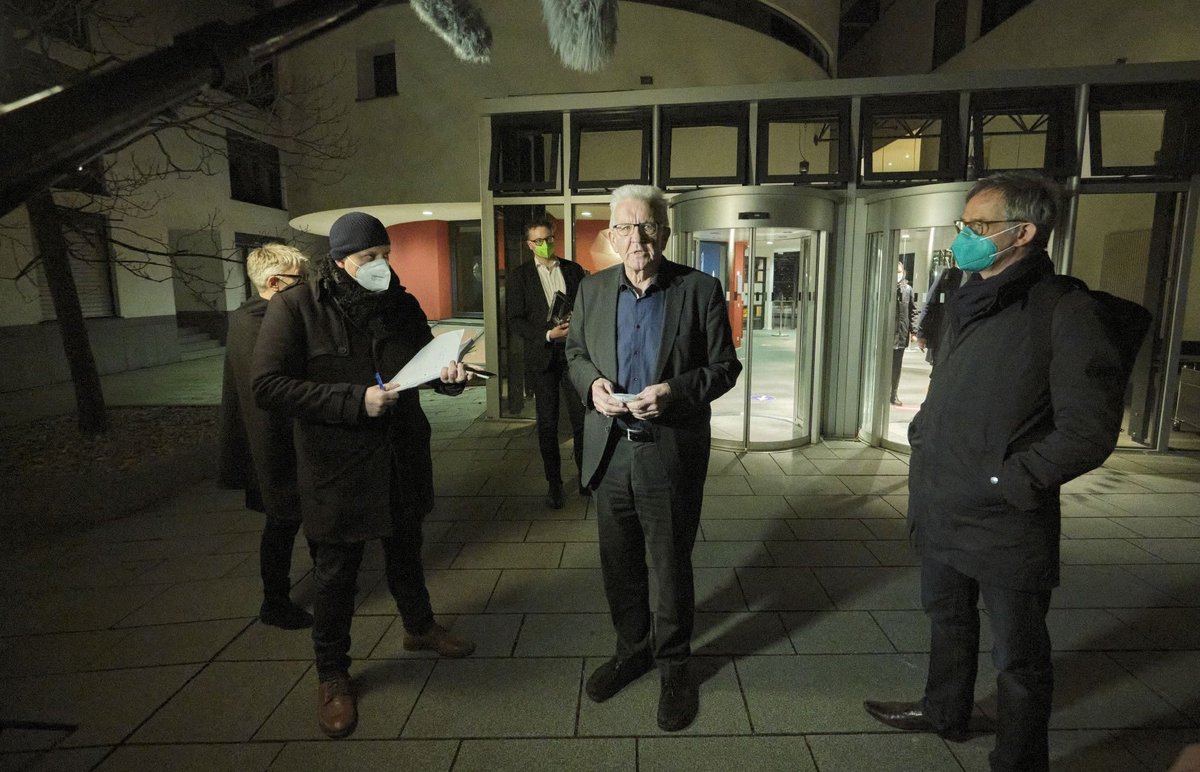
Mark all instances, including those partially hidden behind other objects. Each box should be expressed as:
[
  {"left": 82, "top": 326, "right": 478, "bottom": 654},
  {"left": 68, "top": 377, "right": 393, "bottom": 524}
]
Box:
[
  {"left": 864, "top": 173, "right": 1133, "bottom": 772},
  {"left": 506, "top": 215, "right": 587, "bottom": 509}
]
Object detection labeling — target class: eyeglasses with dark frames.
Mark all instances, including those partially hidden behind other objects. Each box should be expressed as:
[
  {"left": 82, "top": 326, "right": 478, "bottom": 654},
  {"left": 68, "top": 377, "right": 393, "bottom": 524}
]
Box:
[
  {"left": 610, "top": 222, "right": 663, "bottom": 238},
  {"left": 953, "top": 219, "right": 1015, "bottom": 236}
]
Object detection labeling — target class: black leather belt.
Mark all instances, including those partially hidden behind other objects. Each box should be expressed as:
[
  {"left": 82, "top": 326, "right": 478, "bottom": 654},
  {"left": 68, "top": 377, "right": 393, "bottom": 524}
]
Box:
[{"left": 619, "top": 427, "right": 654, "bottom": 442}]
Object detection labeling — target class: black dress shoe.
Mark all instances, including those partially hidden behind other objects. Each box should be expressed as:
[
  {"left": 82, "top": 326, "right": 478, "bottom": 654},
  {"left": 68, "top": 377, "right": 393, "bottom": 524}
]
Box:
[
  {"left": 545, "top": 482, "right": 565, "bottom": 509},
  {"left": 863, "top": 700, "right": 970, "bottom": 742},
  {"left": 259, "top": 598, "right": 313, "bottom": 629},
  {"left": 657, "top": 663, "right": 698, "bottom": 731},
  {"left": 890, "top": 397, "right": 903, "bottom": 406},
  {"left": 585, "top": 651, "right": 653, "bottom": 703}
]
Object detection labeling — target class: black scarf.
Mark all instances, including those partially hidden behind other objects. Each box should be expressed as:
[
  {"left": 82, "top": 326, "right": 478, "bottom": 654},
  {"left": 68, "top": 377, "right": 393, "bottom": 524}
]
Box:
[
  {"left": 950, "top": 251, "right": 1053, "bottom": 330},
  {"left": 317, "top": 258, "right": 403, "bottom": 339}
]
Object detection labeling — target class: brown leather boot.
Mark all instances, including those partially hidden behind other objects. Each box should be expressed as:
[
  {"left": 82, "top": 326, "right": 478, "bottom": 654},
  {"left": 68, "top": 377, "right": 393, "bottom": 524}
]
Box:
[
  {"left": 403, "top": 622, "right": 476, "bottom": 658},
  {"left": 317, "top": 676, "right": 357, "bottom": 738}
]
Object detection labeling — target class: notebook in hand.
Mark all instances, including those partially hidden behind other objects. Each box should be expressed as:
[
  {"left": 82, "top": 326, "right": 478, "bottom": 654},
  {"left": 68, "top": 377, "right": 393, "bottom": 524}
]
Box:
[{"left": 547, "top": 290, "right": 572, "bottom": 326}]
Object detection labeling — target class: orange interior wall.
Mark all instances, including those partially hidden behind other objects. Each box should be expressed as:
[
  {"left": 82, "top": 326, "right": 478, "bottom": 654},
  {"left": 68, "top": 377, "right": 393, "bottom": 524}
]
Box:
[
  {"left": 573, "top": 219, "right": 610, "bottom": 274},
  {"left": 730, "top": 241, "right": 748, "bottom": 347},
  {"left": 387, "top": 221, "right": 453, "bottom": 320}
]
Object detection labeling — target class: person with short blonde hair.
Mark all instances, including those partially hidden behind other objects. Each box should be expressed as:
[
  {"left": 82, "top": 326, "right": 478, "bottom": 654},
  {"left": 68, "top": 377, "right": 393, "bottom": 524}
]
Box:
[
  {"left": 246, "top": 242, "right": 309, "bottom": 295},
  {"left": 219, "top": 242, "right": 313, "bottom": 631}
]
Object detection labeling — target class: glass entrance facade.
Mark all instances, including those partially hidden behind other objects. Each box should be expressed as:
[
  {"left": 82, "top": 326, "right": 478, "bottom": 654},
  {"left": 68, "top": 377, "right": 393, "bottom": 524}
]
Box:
[{"left": 671, "top": 187, "right": 834, "bottom": 450}]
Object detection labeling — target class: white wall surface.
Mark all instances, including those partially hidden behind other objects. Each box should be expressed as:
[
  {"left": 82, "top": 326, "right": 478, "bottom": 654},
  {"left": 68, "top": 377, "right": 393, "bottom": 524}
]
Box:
[{"left": 280, "top": 0, "right": 833, "bottom": 216}]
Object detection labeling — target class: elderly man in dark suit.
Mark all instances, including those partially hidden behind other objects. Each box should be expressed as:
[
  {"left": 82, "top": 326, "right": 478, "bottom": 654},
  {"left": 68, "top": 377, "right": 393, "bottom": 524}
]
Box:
[
  {"left": 506, "top": 215, "right": 587, "bottom": 508},
  {"left": 566, "top": 184, "right": 741, "bottom": 732}
]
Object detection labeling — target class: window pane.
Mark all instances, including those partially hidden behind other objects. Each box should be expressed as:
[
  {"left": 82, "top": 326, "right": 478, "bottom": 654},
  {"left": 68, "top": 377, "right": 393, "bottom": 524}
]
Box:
[
  {"left": 491, "top": 116, "right": 561, "bottom": 193},
  {"left": 450, "top": 221, "right": 483, "bottom": 317},
  {"left": 577, "top": 129, "right": 643, "bottom": 182},
  {"left": 373, "top": 53, "right": 397, "bottom": 98},
  {"left": 766, "top": 120, "right": 838, "bottom": 177},
  {"left": 975, "top": 113, "right": 1049, "bottom": 170},
  {"left": 670, "top": 125, "right": 739, "bottom": 178},
  {"left": 870, "top": 118, "right": 942, "bottom": 173},
  {"left": 1099, "top": 109, "right": 1166, "bottom": 167}
]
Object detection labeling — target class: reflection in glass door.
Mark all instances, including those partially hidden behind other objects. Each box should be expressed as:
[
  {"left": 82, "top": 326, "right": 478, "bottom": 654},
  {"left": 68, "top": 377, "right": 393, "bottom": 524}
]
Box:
[
  {"left": 1072, "top": 191, "right": 1184, "bottom": 450},
  {"left": 679, "top": 225, "right": 820, "bottom": 449},
  {"left": 861, "top": 183, "right": 971, "bottom": 450},
  {"left": 671, "top": 186, "right": 835, "bottom": 451}
]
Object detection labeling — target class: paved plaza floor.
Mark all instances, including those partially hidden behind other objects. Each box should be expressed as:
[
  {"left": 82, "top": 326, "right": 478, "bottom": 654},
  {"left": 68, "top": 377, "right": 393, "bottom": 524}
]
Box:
[{"left": 1, "top": 358, "right": 1198, "bottom": 770}]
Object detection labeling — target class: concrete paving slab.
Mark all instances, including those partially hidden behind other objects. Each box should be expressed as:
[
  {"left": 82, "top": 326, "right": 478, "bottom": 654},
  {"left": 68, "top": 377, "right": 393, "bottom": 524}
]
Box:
[
  {"left": 404, "top": 658, "right": 580, "bottom": 738},
  {"left": 94, "top": 743, "right": 282, "bottom": 772},
  {"left": 781, "top": 610, "right": 895, "bottom": 654},
  {"left": 455, "top": 738, "right": 634, "bottom": 772},
  {"left": 807, "top": 732, "right": 962, "bottom": 772},
  {"left": 639, "top": 736, "right": 816, "bottom": 771}
]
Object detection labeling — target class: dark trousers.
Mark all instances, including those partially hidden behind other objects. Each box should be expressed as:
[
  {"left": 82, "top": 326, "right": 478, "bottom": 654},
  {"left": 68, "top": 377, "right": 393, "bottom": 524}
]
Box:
[
  {"left": 890, "top": 346, "right": 905, "bottom": 400},
  {"left": 595, "top": 436, "right": 703, "bottom": 666},
  {"left": 534, "top": 355, "right": 585, "bottom": 484},
  {"left": 259, "top": 513, "right": 314, "bottom": 601},
  {"left": 311, "top": 507, "right": 434, "bottom": 682},
  {"left": 921, "top": 557, "right": 1053, "bottom": 772}
]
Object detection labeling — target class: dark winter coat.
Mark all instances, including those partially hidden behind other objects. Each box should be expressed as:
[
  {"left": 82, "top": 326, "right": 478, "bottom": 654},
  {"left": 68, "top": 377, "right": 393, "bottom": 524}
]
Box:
[
  {"left": 217, "top": 295, "right": 300, "bottom": 518},
  {"left": 251, "top": 277, "right": 450, "bottom": 543},
  {"left": 907, "top": 252, "right": 1127, "bottom": 591}
]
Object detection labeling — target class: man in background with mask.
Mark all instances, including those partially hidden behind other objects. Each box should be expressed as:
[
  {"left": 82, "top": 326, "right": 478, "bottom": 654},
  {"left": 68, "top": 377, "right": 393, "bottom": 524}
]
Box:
[
  {"left": 864, "top": 173, "right": 1130, "bottom": 772},
  {"left": 506, "top": 215, "right": 587, "bottom": 508},
  {"left": 253, "top": 212, "right": 477, "bottom": 739},
  {"left": 890, "top": 260, "right": 915, "bottom": 406}
]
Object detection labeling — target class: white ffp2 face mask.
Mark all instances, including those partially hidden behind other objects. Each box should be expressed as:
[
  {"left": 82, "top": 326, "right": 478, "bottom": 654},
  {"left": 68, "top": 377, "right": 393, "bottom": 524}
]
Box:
[{"left": 351, "top": 258, "right": 392, "bottom": 292}]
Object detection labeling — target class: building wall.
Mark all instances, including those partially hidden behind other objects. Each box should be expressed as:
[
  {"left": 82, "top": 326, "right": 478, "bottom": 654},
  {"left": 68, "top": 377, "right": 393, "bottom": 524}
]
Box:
[
  {"left": 0, "top": 0, "right": 303, "bottom": 390},
  {"left": 280, "top": 0, "right": 834, "bottom": 217},
  {"left": 840, "top": 0, "right": 1200, "bottom": 77},
  {"left": 388, "top": 220, "right": 453, "bottom": 320}
]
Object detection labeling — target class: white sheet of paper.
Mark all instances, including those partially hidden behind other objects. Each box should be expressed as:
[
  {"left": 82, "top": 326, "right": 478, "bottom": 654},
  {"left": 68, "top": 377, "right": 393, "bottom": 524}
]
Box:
[{"left": 388, "top": 329, "right": 464, "bottom": 390}]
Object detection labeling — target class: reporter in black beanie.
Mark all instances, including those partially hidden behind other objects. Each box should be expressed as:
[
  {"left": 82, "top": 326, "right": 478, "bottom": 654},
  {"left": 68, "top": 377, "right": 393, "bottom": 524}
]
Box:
[{"left": 252, "top": 211, "right": 477, "bottom": 739}]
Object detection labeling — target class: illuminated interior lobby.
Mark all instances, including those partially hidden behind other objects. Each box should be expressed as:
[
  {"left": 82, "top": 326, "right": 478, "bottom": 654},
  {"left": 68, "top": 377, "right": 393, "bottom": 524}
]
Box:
[{"left": 2, "top": 0, "right": 1200, "bottom": 769}]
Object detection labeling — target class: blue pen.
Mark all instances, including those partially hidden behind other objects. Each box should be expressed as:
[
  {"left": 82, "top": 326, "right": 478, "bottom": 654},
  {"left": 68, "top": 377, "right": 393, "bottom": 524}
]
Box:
[{"left": 374, "top": 372, "right": 387, "bottom": 390}]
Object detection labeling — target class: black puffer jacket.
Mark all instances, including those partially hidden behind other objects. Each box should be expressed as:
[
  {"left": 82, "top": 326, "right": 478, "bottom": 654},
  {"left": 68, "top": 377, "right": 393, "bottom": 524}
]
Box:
[{"left": 907, "top": 252, "right": 1127, "bottom": 590}]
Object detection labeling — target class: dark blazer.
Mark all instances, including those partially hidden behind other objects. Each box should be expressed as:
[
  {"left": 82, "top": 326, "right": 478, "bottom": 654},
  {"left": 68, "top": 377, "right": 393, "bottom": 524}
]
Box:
[
  {"left": 565, "top": 259, "right": 741, "bottom": 489},
  {"left": 506, "top": 257, "right": 585, "bottom": 372},
  {"left": 908, "top": 253, "right": 1126, "bottom": 590},
  {"left": 252, "top": 278, "right": 446, "bottom": 543},
  {"left": 218, "top": 295, "right": 300, "bottom": 518}
]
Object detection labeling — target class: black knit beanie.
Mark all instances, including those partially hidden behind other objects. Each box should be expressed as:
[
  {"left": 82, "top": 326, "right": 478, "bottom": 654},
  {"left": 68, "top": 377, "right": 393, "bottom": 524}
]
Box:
[{"left": 328, "top": 212, "right": 390, "bottom": 261}]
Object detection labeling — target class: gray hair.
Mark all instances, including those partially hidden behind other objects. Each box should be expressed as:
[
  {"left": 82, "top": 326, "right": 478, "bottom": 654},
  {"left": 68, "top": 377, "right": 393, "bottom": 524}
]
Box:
[
  {"left": 967, "top": 172, "right": 1061, "bottom": 250},
  {"left": 609, "top": 184, "right": 668, "bottom": 228}
]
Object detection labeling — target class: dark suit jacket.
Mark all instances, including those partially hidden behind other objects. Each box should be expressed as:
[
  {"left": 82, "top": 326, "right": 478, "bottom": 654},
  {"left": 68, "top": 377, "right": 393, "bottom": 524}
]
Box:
[
  {"left": 565, "top": 259, "right": 741, "bottom": 489},
  {"left": 506, "top": 257, "right": 585, "bottom": 373}
]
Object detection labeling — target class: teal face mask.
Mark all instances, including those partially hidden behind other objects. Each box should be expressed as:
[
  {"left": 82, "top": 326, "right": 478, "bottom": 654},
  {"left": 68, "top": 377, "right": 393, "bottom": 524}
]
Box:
[{"left": 950, "top": 223, "right": 1022, "bottom": 272}]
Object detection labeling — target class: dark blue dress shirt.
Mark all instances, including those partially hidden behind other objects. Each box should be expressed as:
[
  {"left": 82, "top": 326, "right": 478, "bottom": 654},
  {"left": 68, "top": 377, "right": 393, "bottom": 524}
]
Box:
[{"left": 615, "top": 271, "right": 665, "bottom": 431}]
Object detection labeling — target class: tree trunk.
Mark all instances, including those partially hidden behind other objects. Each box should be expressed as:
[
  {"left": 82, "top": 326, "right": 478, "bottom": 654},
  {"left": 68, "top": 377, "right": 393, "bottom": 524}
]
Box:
[{"left": 26, "top": 192, "right": 108, "bottom": 436}]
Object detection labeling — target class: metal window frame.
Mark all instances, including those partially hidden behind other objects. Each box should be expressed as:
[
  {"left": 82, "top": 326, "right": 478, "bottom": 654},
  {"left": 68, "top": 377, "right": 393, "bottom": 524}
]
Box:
[
  {"left": 969, "top": 86, "right": 1076, "bottom": 178},
  {"left": 488, "top": 112, "right": 563, "bottom": 196},
  {"left": 859, "top": 93, "right": 964, "bottom": 185},
  {"left": 658, "top": 102, "right": 750, "bottom": 189},
  {"left": 1087, "top": 81, "right": 1200, "bottom": 179},
  {"left": 569, "top": 107, "right": 652, "bottom": 193},
  {"left": 755, "top": 98, "right": 852, "bottom": 186}
]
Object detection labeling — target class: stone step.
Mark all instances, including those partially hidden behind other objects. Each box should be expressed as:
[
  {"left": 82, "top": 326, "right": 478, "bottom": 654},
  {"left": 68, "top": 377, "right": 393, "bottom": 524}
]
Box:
[{"left": 178, "top": 343, "right": 225, "bottom": 361}]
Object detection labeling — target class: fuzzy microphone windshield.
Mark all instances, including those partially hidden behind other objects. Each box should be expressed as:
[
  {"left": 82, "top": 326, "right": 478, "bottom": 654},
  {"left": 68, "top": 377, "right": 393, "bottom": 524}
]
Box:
[
  {"left": 410, "top": 0, "right": 492, "bottom": 63},
  {"left": 541, "top": 0, "right": 618, "bottom": 72}
]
